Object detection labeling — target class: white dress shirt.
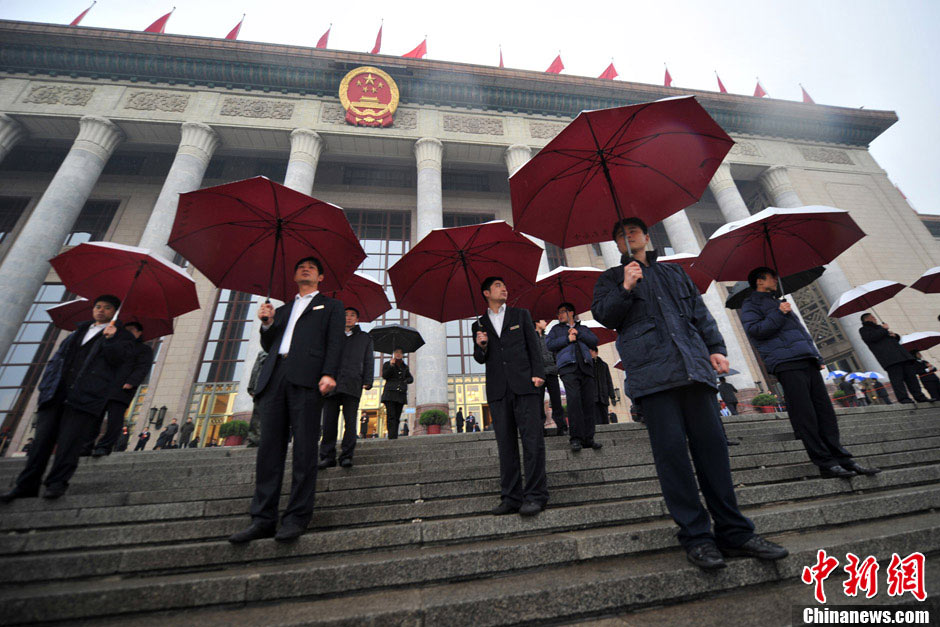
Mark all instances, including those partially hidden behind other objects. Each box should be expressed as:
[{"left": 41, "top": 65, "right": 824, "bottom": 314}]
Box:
[
  {"left": 82, "top": 322, "right": 107, "bottom": 345},
  {"left": 487, "top": 303, "right": 507, "bottom": 338},
  {"left": 277, "top": 291, "right": 318, "bottom": 355}
]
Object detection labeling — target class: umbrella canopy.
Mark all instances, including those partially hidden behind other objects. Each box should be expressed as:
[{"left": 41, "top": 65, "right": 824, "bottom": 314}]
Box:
[
  {"left": 899, "top": 331, "right": 940, "bottom": 353},
  {"left": 171, "top": 176, "right": 365, "bottom": 300},
  {"left": 388, "top": 221, "right": 543, "bottom": 323},
  {"left": 49, "top": 241, "right": 199, "bottom": 321},
  {"left": 322, "top": 272, "right": 391, "bottom": 324},
  {"left": 909, "top": 266, "right": 940, "bottom": 294},
  {"left": 613, "top": 359, "right": 624, "bottom": 371},
  {"left": 368, "top": 324, "right": 425, "bottom": 354},
  {"left": 826, "top": 369, "right": 848, "bottom": 380},
  {"left": 846, "top": 372, "right": 868, "bottom": 381},
  {"left": 827, "top": 280, "right": 906, "bottom": 318},
  {"left": 724, "top": 266, "right": 826, "bottom": 309},
  {"left": 696, "top": 206, "right": 866, "bottom": 284},
  {"left": 657, "top": 253, "right": 713, "bottom": 294},
  {"left": 546, "top": 318, "right": 617, "bottom": 346},
  {"left": 510, "top": 266, "right": 603, "bottom": 322},
  {"left": 46, "top": 298, "right": 173, "bottom": 341},
  {"left": 510, "top": 96, "right": 734, "bottom": 248},
  {"left": 863, "top": 371, "right": 885, "bottom": 380}
]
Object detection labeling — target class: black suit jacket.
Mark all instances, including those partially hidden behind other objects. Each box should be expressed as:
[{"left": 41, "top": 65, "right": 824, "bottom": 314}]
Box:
[
  {"left": 109, "top": 339, "right": 154, "bottom": 406},
  {"left": 255, "top": 292, "right": 345, "bottom": 396},
  {"left": 472, "top": 306, "right": 545, "bottom": 402}
]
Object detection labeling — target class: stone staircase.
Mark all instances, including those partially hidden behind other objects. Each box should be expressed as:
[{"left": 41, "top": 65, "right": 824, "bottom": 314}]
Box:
[{"left": 1, "top": 404, "right": 938, "bottom": 625}]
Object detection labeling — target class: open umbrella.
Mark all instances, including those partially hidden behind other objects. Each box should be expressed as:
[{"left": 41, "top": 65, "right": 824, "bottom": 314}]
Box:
[
  {"left": 368, "top": 324, "right": 425, "bottom": 354},
  {"left": 171, "top": 176, "right": 365, "bottom": 302},
  {"left": 46, "top": 298, "right": 173, "bottom": 342},
  {"left": 510, "top": 96, "right": 734, "bottom": 248},
  {"left": 724, "top": 266, "right": 826, "bottom": 309},
  {"left": 510, "top": 266, "right": 603, "bottom": 322},
  {"left": 827, "top": 280, "right": 906, "bottom": 318},
  {"left": 909, "top": 266, "right": 940, "bottom": 294},
  {"left": 899, "top": 331, "right": 940, "bottom": 353},
  {"left": 49, "top": 241, "right": 199, "bottom": 321},
  {"left": 657, "top": 253, "right": 713, "bottom": 294},
  {"left": 613, "top": 360, "right": 624, "bottom": 371},
  {"left": 825, "top": 369, "right": 848, "bottom": 380},
  {"left": 388, "top": 221, "right": 543, "bottom": 323},
  {"left": 322, "top": 271, "right": 391, "bottom": 323}
]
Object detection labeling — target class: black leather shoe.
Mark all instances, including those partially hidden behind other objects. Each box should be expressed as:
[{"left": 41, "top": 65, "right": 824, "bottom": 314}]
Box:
[
  {"left": 584, "top": 440, "right": 603, "bottom": 450},
  {"left": 555, "top": 427, "right": 567, "bottom": 437},
  {"left": 726, "top": 439, "right": 741, "bottom": 446},
  {"left": 0, "top": 487, "right": 38, "bottom": 503},
  {"left": 843, "top": 461, "right": 881, "bottom": 476},
  {"left": 519, "top": 502, "right": 544, "bottom": 517},
  {"left": 91, "top": 447, "right": 110, "bottom": 458},
  {"left": 275, "top": 522, "right": 307, "bottom": 543},
  {"left": 339, "top": 458, "right": 353, "bottom": 468},
  {"left": 687, "top": 543, "right": 726, "bottom": 570},
  {"left": 720, "top": 536, "right": 789, "bottom": 560},
  {"left": 318, "top": 458, "right": 336, "bottom": 470},
  {"left": 228, "top": 523, "right": 276, "bottom": 544},
  {"left": 899, "top": 399, "right": 915, "bottom": 404},
  {"left": 491, "top": 501, "right": 520, "bottom": 515},
  {"left": 569, "top": 440, "right": 582, "bottom": 452},
  {"left": 42, "top": 484, "right": 67, "bottom": 500},
  {"left": 820, "top": 465, "right": 856, "bottom": 479}
]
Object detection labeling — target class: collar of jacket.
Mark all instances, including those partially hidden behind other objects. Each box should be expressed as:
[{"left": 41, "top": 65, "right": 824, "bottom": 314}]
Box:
[
  {"left": 348, "top": 324, "right": 362, "bottom": 335},
  {"left": 620, "top": 250, "right": 659, "bottom": 266},
  {"left": 861, "top": 320, "right": 877, "bottom": 327}
]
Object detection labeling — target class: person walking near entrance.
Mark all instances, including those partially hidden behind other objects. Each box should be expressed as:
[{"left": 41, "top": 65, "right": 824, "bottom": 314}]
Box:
[
  {"left": 455, "top": 408, "right": 464, "bottom": 433},
  {"left": 859, "top": 313, "right": 930, "bottom": 404},
  {"left": 717, "top": 377, "right": 739, "bottom": 415},
  {"left": 546, "top": 303, "right": 601, "bottom": 451},
  {"left": 535, "top": 319, "right": 566, "bottom": 436},
  {"left": 381, "top": 349, "right": 412, "bottom": 440},
  {"left": 590, "top": 348, "right": 616, "bottom": 425},
  {"left": 178, "top": 418, "right": 195, "bottom": 449}
]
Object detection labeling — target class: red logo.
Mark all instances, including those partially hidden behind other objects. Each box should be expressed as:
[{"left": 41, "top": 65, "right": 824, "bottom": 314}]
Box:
[{"left": 338, "top": 66, "right": 399, "bottom": 127}]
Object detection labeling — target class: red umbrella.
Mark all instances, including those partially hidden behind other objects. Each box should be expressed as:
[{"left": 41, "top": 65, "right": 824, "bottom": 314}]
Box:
[
  {"left": 46, "top": 298, "right": 173, "bottom": 341},
  {"left": 510, "top": 266, "right": 603, "bottom": 322},
  {"left": 696, "top": 206, "right": 865, "bottom": 285},
  {"left": 613, "top": 359, "right": 624, "bottom": 371},
  {"left": 827, "top": 280, "right": 906, "bottom": 318},
  {"left": 49, "top": 242, "right": 199, "bottom": 321},
  {"left": 900, "top": 332, "right": 940, "bottom": 353},
  {"left": 171, "top": 176, "right": 365, "bottom": 301},
  {"left": 910, "top": 266, "right": 940, "bottom": 294},
  {"left": 322, "top": 272, "right": 391, "bottom": 324},
  {"left": 510, "top": 96, "right": 734, "bottom": 248},
  {"left": 657, "top": 253, "right": 713, "bottom": 294},
  {"left": 388, "top": 221, "right": 543, "bottom": 323}
]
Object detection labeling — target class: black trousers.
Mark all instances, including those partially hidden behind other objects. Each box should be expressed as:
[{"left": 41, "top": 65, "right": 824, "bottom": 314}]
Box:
[
  {"left": 179, "top": 429, "right": 194, "bottom": 449},
  {"left": 249, "top": 357, "right": 323, "bottom": 527},
  {"left": 886, "top": 361, "right": 928, "bottom": 403},
  {"left": 638, "top": 384, "right": 755, "bottom": 550},
  {"left": 455, "top": 420, "right": 464, "bottom": 433},
  {"left": 594, "top": 402, "right": 610, "bottom": 425},
  {"left": 320, "top": 393, "right": 360, "bottom": 462},
  {"left": 384, "top": 401, "right": 403, "bottom": 439},
  {"left": 776, "top": 363, "right": 853, "bottom": 468},
  {"left": 922, "top": 375, "right": 940, "bottom": 401},
  {"left": 490, "top": 388, "right": 548, "bottom": 506},
  {"left": 15, "top": 402, "right": 99, "bottom": 492},
  {"left": 134, "top": 437, "right": 148, "bottom": 451},
  {"left": 559, "top": 367, "right": 596, "bottom": 444},
  {"left": 726, "top": 402, "right": 738, "bottom": 415},
  {"left": 87, "top": 400, "right": 128, "bottom": 454},
  {"left": 539, "top": 373, "right": 566, "bottom": 429}
]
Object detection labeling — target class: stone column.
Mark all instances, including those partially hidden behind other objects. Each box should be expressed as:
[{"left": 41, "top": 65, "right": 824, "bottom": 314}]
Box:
[
  {"left": 137, "top": 122, "right": 220, "bottom": 260},
  {"left": 0, "top": 114, "right": 26, "bottom": 165},
  {"left": 708, "top": 162, "right": 751, "bottom": 223},
  {"left": 599, "top": 241, "right": 621, "bottom": 269},
  {"left": 661, "top": 211, "right": 756, "bottom": 388},
  {"left": 758, "top": 166, "right": 880, "bottom": 372},
  {"left": 0, "top": 116, "right": 123, "bottom": 363},
  {"left": 505, "top": 144, "right": 550, "bottom": 276},
  {"left": 413, "top": 138, "right": 449, "bottom": 427}
]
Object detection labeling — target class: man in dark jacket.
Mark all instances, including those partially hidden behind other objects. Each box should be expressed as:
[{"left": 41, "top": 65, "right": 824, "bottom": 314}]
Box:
[
  {"left": 1, "top": 295, "right": 133, "bottom": 502},
  {"left": 912, "top": 351, "right": 940, "bottom": 401},
  {"left": 593, "top": 218, "right": 787, "bottom": 570},
  {"left": 381, "top": 349, "right": 412, "bottom": 439},
  {"left": 535, "top": 319, "right": 566, "bottom": 436},
  {"left": 319, "top": 307, "right": 374, "bottom": 469},
  {"left": 245, "top": 349, "right": 268, "bottom": 448},
  {"left": 741, "top": 267, "right": 879, "bottom": 479},
  {"left": 455, "top": 408, "right": 464, "bottom": 433},
  {"left": 473, "top": 277, "right": 547, "bottom": 516},
  {"left": 359, "top": 411, "right": 369, "bottom": 438},
  {"left": 590, "top": 348, "right": 616, "bottom": 425},
  {"left": 546, "top": 304, "right": 601, "bottom": 451},
  {"left": 859, "top": 313, "right": 929, "bottom": 404},
  {"left": 134, "top": 429, "right": 151, "bottom": 451},
  {"left": 717, "top": 377, "right": 739, "bottom": 415},
  {"left": 178, "top": 418, "right": 195, "bottom": 449},
  {"left": 229, "top": 256, "right": 345, "bottom": 544}
]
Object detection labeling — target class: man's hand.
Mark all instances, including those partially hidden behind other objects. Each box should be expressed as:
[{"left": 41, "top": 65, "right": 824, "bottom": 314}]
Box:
[
  {"left": 710, "top": 353, "right": 730, "bottom": 375},
  {"left": 258, "top": 303, "right": 275, "bottom": 321},
  {"left": 623, "top": 262, "right": 643, "bottom": 291},
  {"left": 568, "top": 326, "right": 579, "bottom": 342},
  {"left": 532, "top": 377, "right": 545, "bottom": 388},
  {"left": 102, "top": 322, "right": 117, "bottom": 338},
  {"left": 122, "top": 383, "right": 133, "bottom": 390},
  {"left": 363, "top": 384, "right": 372, "bottom": 390},
  {"left": 779, "top": 302, "right": 792, "bottom": 314},
  {"left": 475, "top": 331, "right": 488, "bottom": 347},
  {"left": 319, "top": 375, "right": 336, "bottom": 395}
]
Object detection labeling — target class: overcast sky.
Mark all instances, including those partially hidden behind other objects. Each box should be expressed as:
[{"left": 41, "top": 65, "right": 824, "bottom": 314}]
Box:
[{"left": 2, "top": 0, "right": 938, "bottom": 214}]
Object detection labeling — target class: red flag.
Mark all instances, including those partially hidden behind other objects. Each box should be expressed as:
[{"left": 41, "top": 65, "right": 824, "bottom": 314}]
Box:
[
  {"left": 144, "top": 9, "right": 174, "bottom": 34},
  {"left": 69, "top": 1, "right": 96, "bottom": 26},
  {"left": 664, "top": 66, "right": 672, "bottom": 87},
  {"left": 716, "top": 72, "right": 727, "bottom": 93},
  {"left": 499, "top": 46, "right": 504, "bottom": 68},
  {"left": 754, "top": 80, "right": 767, "bottom": 98},
  {"left": 801, "top": 84, "right": 815, "bottom": 104},
  {"left": 224, "top": 14, "right": 244, "bottom": 40},
  {"left": 546, "top": 54, "right": 564, "bottom": 74},
  {"left": 316, "top": 25, "right": 330, "bottom": 49},
  {"left": 370, "top": 23, "right": 383, "bottom": 54},
  {"left": 403, "top": 38, "right": 427, "bottom": 59},
  {"left": 598, "top": 62, "right": 618, "bottom": 80}
]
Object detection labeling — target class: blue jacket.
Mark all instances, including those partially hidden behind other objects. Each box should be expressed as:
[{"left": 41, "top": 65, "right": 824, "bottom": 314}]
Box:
[
  {"left": 591, "top": 252, "right": 726, "bottom": 400},
  {"left": 739, "top": 290, "right": 821, "bottom": 373},
  {"left": 545, "top": 321, "right": 598, "bottom": 371}
]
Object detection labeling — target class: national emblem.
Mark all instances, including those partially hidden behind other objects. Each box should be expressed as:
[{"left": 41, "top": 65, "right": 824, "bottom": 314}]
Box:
[{"left": 338, "top": 66, "right": 399, "bottom": 127}]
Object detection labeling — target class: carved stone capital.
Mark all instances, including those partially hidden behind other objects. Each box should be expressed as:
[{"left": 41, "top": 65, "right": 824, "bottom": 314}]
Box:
[
  {"left": 414, "top": 137, "right": 444, "bottom": 172},
  {"left": 504, "top": 144, "right": 532, "bottom": 176},
  {"left": 73, "top": 115, "right": 124, "bottom": 161},
  {"left": 707, "top": 162, "right": 736, "bottom": 195},
  {"left": 759, "top": 165, "right": 795, "bottom": 200},
  {"left": 0, "top": 114, "right": 26, "bottom": 155},
  {"left": 288, "top": 128, "right": 324, "bottom": 166}
]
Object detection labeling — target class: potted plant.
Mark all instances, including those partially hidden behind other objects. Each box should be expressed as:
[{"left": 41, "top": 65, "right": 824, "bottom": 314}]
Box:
[
  {"left": 218, "top": 419, "right": 249, "bottom": 446},
  {"left": 419, "top": 409, "right": 449, "bottom": 435},
  {"left": 750, "top": 393, "right": 779, "bottom": 414},
  {"left": 832, "top": 389, "right": 855, "bottom": 408}
]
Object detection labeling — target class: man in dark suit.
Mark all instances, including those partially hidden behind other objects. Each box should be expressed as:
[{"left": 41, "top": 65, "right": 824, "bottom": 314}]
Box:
[
  {"left": 455, "top": 408, "right": 464, "bottom": 433},
  {"left": 229, "top": 257, "right": 345, "bottom": 544},
  {"left": 859, "top": 313, "right": 930, "bottom": 404},
  {"left": 1, "top": 295, "right": 133, "bottom": 502},
  {"left": 472, "top": 276, "right": 548, "bottom": 517},
  {"left": 590, "top": 348, "right": 616, "bottom": 425},
  {"left": 319, "top": 307, "right": 374, "bottom": 469},
  {"left": 717, "top": 377, "right": 739, "bottom": 415},
  {"left": 134, "top": 429, "right": 151, "bottom": 451}
]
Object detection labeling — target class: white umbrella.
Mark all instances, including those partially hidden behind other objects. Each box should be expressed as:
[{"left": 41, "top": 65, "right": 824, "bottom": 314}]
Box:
[
  {"left": 899, "top": 331, "right": 940, "bottom": 353},
  {"left": 827, "top": 280, "right": 906, "bottom": 318}
]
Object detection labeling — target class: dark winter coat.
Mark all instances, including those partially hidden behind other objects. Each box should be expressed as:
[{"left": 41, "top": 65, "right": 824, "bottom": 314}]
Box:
[
  {"left": 536, "top": 331, "right": 559, "bottom": 376},
  {"left": 545, "top": 321, "right": 599, "bottom": 372},
  {"left": 859, "top": 321, "right": 914, "bottom": 368},
  {"left": 591, "top": 252, "right": 726, "bottom": 400},
  {"left": 109, "top": 338, "right": 154, "bottom": 406},
  {"left": 381, "top": 360, "right": 413, "bottom": 404},
  {"left": 740, "top": 290, "right": 822, "bottom": 373},
  {"left": 330, "top": 325, "right": 374, "bottom": 398},
  {"left": 179, "top": 422, "right": 195, "bottom": 440},
  {"left": 593, "top": 356, "right": 615, "bottom": 405},
  {"left": 718, "top": 381, "right": 738, "bottom": 404}
]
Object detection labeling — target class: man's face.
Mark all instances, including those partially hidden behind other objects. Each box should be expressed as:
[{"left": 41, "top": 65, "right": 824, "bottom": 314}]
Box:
[
  {"left": 589, "top": 349, "right": 598, "bottom": 359},
  {"left": 557, "top": 307, "right": 574, "bottom": 325},
  {"left": 615, "top": 225, "right": 650, "bottom": 256},
  {"left": 756, "top": 272, "right": 779, "bottom": 292},
  {"left": 127, "top": 326, "right": 143, "bottom": 339},
  {"left": 92, "top": 301, "right": 116, "bottom": 323},
  {"left": 294, "top": 261, "right": 322, "bottom": 286},
  {"left": 393, "top": 349, "right": 404, "bottom": 360},
  {"left": 535, "top": 319, "right": 547, "bottom": 332},
  {"left": 483, "top": 280, "right": 508, "bottom": 303},
  {"left": 345, "top": 309, "right": 359, "bottom": 329}
]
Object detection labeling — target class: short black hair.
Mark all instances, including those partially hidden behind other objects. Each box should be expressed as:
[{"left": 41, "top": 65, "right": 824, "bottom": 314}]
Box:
[
  {"left": 557, "top": 302, "right": 576, "bottom": 314},
  {"left": 612, "top": 217, "right": 649, "bottom": 239},
  {"left": 481, "top": 276, "right": 504, "bottom": 297},
  {"left": 94, "top": 294, "right": 121, "bottom": 309},
  {"left": 124, "top": 321, "right": 144, "bottom": 333},
  {"left": 294, "top": 256, "right": 323, "bottom": 274},
  {"left": 344, "top": 307, "right": 360, "bottom": 318},
  {"left": 861, "top": 312, "right": 876, "bottom": 322},
  {"left": 747, "top": 266, "right": 777, "bottom": 290}
]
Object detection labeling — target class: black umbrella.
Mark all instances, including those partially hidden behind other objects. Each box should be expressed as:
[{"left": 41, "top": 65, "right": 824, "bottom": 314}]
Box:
[
  {"left": 725, "top": 266, "right": 826, "bottom": 310},
  {"left": 369, "top": 324, "right": 425, "bottom": 354}
]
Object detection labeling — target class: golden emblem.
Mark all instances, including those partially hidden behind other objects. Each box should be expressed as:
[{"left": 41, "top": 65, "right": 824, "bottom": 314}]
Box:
[{"left": 339, "top": 66, "right": 399, "bottom": 127}]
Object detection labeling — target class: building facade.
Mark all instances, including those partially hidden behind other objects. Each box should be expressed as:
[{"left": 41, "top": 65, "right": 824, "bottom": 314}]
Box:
[{"left": 1, "top": 20, "right": 938, "bottom": 453}]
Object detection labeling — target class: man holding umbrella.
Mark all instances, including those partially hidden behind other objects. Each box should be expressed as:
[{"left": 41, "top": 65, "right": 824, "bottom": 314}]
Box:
[
  {"left": 593, "top": 219, "right": 788, "bottom": 570},
  {"left": 229, "top": 257, "right": 345, "bottom": 544},
  {"left": 741, "top": 268, "right": 880, "bottom": 479},
  {"left": 546, "top": 303, "right": 601, "bottom": 451},
  {"left": 859, "top": 313, "right": 930, "bottom": 404}
]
